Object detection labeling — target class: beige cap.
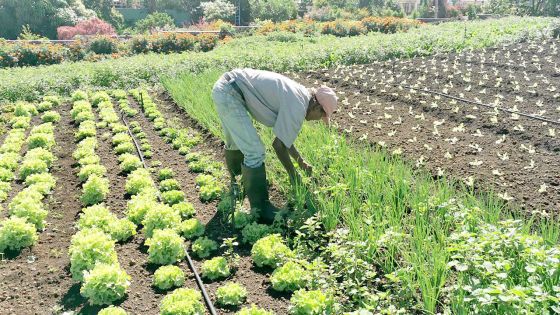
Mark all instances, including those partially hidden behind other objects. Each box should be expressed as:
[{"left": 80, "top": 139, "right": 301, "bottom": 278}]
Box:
[{"left": 315, "top": 85, "right": 338, "bottom": 125}]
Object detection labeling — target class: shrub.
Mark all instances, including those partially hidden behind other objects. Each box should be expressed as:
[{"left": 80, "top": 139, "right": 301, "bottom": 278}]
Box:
[
  {"left": 172, "top": 202, "right": 196, "bottom": 219},
  {"left": 251, "top": 234, "right": 293, "bottom": 268},
  {"left": 192, "top": 236, "right": 218, "bottom": 259},
  {"left": 69, "top": 229, "right": 118, "bottom": 281},
  {"left": 237, "top": 305, "right": 275, "bottom": 315},
  {"left": 126, "top": 193, "right": 158, "bottom": 224},
  {"left": 161, "top": 190, "right": 185, "bottom": 205},
  {"left": 289, "top": 289, "right": 335, "bottom": 315},
  {"left": 201, "top": 0, "right": 236, "bottom": 23},
  {"left": 57, "top": 18, "right": 116, "bottom": 40},
  {"left": 41, "top": 111, "right": 61, "bottom": 123},
  {"left": 160, "top": 288, "right": 205, "bottom": 315},
  {"left": 201, "top": 256, "right": 230, "bottom": 280},
  {"left": 130, "top": 36, "right": 150, "bottom": 54},
  {"left": 270, "top": 261, "right": 307, "bottom": 292},
  {"left": 125, "top": 168, "right": 155, "bottom": 195},
  {"left": 248, "top": 0, "right": 297, "bottom": 22},
  {"left": 78, "top": 164, "right": 107, "bottom": 182},
  {"left": 99, "top": 306, "right": 128, "bottom": 315},
  {"left": 0, "top": 217, "right": 38, "bottom": 252},
  {"left": 81, "top": 175, "right": 109, "bottom": 206},
  {"left": 153, "top": 265, "right": 185, "bottom": 290},
  {"left": 118, "top": 153, "right": 142, "bottom": 173},
  {"left": 80, "top": 263, "right": 131, "bottom": 305},
  {"left": 145, "top": 229, "right": 186, "bottom": 265},
  {"left": 242, "top": 222, "right": 272, "bottom": 244},
  {"left": 216, "top": 282, "right": 247, "bottom": 306},
  {"left": 135, "top": 12, "right": 175, "bottom": 33},
  {"left": 142, "top": 204, "right": 181, "bottom": 238},
  {"left": 180, "top": 218, "right": 205, "bottom": 240}
]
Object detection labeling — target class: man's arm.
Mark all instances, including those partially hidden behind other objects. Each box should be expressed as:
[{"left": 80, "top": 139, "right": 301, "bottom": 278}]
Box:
[{"left": 272, "top": 137, "right": 298, "bottom": 181}]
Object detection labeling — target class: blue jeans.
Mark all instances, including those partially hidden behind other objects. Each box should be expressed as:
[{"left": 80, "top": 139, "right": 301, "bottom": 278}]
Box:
[{"left": 212, "top": 74, "right": 266, "bottom": 168}]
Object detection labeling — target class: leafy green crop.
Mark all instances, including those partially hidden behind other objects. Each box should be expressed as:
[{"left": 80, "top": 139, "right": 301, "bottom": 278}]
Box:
[
  {"left": 201, "top": 256, "right": 231, "bottom": 281},
  {"left": 180, "top": 218, "right": 205, "bottom": 239},
  {"left": 80, "top": 175, "right": 109, "bottom": 206},
  {"left": 160, "top": 178, "right": 180, "bottom": 192},
  {"left": 126, "top": 192, "right": 159, "bottom": 224},
  {"left": 236, "top": 304, "right": 275, "bottom": 315},
  {"left": 0, "top": 217, "right": 38, "bottom": 252},
  {"left": 77, "top": 205, "right": 136, "bottom": 242},
  {"left": 78, "top": 164, "right": 107, "bottom": 182},
  {"left": 251, "top": 234, "right": 294, "bottom": 268},
  {"left": 191, "top": 236, "right": 217, "bottom": 259},
  {"left": 145, "top": 229, "right": 186, "bottom": 265},
  {"left": 98, "top": 306, "right": 128, "bottom": 315},
  {"left": 80, "top": 263, "right": 131, "bottom": 305},
  {"left": 153, "top": 265, "right": 186, "bottom": 290},
  {"left": 242, "top": 222, "right": 272, "bottom": 244},
  {"left": 160, "top": 288, "right": 205, "bottom": 315},
  {"left": 270, "top": 261, "right": 308, "bottom": 292},
  {"left": 172, "top": 202, "right": 196, "bottom": 219},
  {"left": 289, "top": 289, "right": 335, "bottom": 315},
  {"left": 118, "top": 153, "right": 142, "bottom": 173},
  {"left": 41, "top": 111, "right": 61, "bottom": 123},
  {"left": 125, "top": 168, "right": 155, "bottom": 195},
  {"left": 68, "top": 229, "right": 118, "bottom": 281},
  {"left": 142, "top": 204, "right": 181, "bottom": 238},
  {"left": 216, "top": 282, "right": 247, "bottom": 306},
  {"left": 161, "top": 190, "right": 186, "bottom": 205}
]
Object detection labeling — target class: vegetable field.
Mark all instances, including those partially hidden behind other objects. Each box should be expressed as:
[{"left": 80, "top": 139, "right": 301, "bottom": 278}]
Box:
[{"left": 0, "top": 16, "right": 559, "bottom": 315}]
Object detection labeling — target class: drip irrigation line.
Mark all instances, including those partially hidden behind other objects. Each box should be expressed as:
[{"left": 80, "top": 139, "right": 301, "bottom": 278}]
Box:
[
  {"left": 120, "top": 100, "right": 218, "bottom": 315},
  {"left": 389, "top": 83, "right": 560, "bottom": 126}
]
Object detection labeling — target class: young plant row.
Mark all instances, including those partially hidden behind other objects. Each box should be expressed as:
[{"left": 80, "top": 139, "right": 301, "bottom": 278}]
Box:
[
  {"left": 0, "top": 99, "right": 60, "bottom": 254},
  {"left": 68, "top": 91, "right": 133, "bottom": 311},
  {"left": 129, "top": 89, "right": 224, "bottom": 202}
]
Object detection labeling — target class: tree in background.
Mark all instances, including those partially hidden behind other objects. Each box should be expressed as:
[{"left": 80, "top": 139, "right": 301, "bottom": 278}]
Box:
[
  {"left": 200, "top": 0, "right": 236, "bottom": 23},
  {"left": 485, "top": 0, "right": 559, "bottom": 16},
  {"left": 248, "top": 0, "right": 298, "bottom": 21},
  {"left": 135, "top": 12, "right": 176, "bottom": 33},
  {"left": 57, "top": 17, "right": 116, "bottom": 39},
  {"left": 0, "top": 0, "right": 96, "bottom": 39},
  {"left": 143, "top": 0, "right": 204, "bottom": 23},
  {"left": 83, "top": 0, "right": 125, "bottom": 28}
]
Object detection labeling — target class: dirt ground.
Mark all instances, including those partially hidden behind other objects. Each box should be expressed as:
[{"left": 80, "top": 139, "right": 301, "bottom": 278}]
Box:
[
  {"left": 0, "top": 93, "right": 290, "bottom": 314},
  {"left": 289, "top": 38, "right": 560, "bottom": 214}
]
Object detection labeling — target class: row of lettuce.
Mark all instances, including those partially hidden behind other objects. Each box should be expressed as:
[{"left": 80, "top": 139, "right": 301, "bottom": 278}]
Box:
[
  {"left": 0, "top": 97, "right": 61, "bottom": 254},
  {"left": 1, "top": 16, "right": 557, "bottom": 102}
]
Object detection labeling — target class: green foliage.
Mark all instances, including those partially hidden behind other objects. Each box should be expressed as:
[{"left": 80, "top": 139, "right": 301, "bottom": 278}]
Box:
[
  {"left": 142, "top": 204, "right": 181, "bottom": 238},
  {"left": 81, "top": 174, "right": 109, "bottom": 206},
  {"left": 98, "top": 306, "right": 128, "bottom": 315},
  {"left": 199, "top": 182, "right": 223, "bottom": 202},
  {"left": 9, "top": 197, "right": 48, "bottom": 230},
  {"left": 289, "top": 289, "right": 335, "bottom": 315},
  {"left": 69, "top": 229, "right": 118, "bottom": 281},
  {"left": 26, "top": 132, "right": 55, "bottom": 150},
  {"left": 236, "top": 305, "right": 275, "bottom": 315},
  {"left": 89, "top": 36, "right": 119, "bottom": 55},
  {"left": 125, "top": 168, "right": 155, "bottom": 195},
  {"left": 242, "top": 222, "right": 273, "bottom": 244},
  {"left": 19, "top": 158, "right": 48, "bottom": 181},
  {"left": 126, "top": 192, "right": 158, "bottom": 224},
  {"left": 118, "top": 153, "right": 142, "bottom": 173},
  {"left": 234, "top": 209, "right": 256, "bottom": 229},
  {"left": 114, "top": 142, "right": 135, "bottom": 155},
  {"left": 191, "top": 236, "right": 218, "bottom": 259},
  {"left": 80, "top": 263, "right": 131, "bottom": 305},
  {"left": 77, "top": 205, "right": 136, "bottom": 242},
  {"left": 112, "top": 132, "right": 132, "bottom": 146},
  {"left": 145, "top": 229, "right": 186, "bottom": 265},
  {"left": 43, "top": 95, "right": 62, "bottom": 106},
  {"left": 158, "top": 167, "right": 175, "bottom": 181},
  {"left": 200, "top": 0, "right": 236, "bottom": 23},
  {"left": 270, "top": 261, "right": 308, "bottom": 292},
  {"left": 251, "top": 234, "right": 294, "bottom": 268},
  {"left": 161, "top": 190, "right": 185, "bottom": 205},
  {"left": 72, "top": 90, "right": 89, "bottom": 102},
  {"left": 0, "top": 168, "right": 15, "bottom": 182},
  {"left": 41, "top": 110, "right": 61, "bottom": 123},
  {"left": 76, "top": 121, "right": 97, "bottom": 140},
  {"left": 135, "top": 12, "right": 175, "bottom": 34},
  {"left": 248, "top": 0, "right": 297, "bottom": 22},
  {"left": 160, "top": 178, "right": 180, "bottom": 192},
  {"left": 25, "top": 173, "right": 56, "bottom": 194},
  {"left": 25, "top": 147, "right": 55, "bottom": 168},
  {"left": 201, "top": 256, "right": 231, "bottom": 281},
  {"left": 37, "top": 101, "right": 53, "bottom": 112},
  {"left": 180, "top": 218, "right": 205, "bottom": 239},
  {"left": 172, "top": 202, "right": 196, "bottom": 219},
  {"left": 153, "top": 265, "right": 186, "bottom": 290},
  {"left": 0, "top": 217, "right": 38, "bottom": 252},
  {"left": 159, "top": 288, "right": 205, "bottom": 315},
  {"left": 78, "top": 164, "right": 107, "bottom": 182},
  {"left": 216, "top": 282, "right": 247, "bottom": 306}
]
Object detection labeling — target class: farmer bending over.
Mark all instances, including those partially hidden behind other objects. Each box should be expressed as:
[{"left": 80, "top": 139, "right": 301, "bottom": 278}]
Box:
[{"left": 212, "top": 68, "right": 338, "bottom": 224}]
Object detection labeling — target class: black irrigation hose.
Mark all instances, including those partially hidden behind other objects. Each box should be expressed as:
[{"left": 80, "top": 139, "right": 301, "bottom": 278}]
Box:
[
  {"left": 390, "top": 83, "right": 560, "bottom": 126},
  {"left": 120, "top": 108, "right": 218, "bottom": 315}
]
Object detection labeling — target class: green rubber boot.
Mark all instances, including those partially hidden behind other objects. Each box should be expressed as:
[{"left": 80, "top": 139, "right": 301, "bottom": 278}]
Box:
[
  {"left": 242, "top": 164, "right": 280, "bottom": 224},
  {"left": 224, "top": 149, "right": 244, "bottom": 178}
]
